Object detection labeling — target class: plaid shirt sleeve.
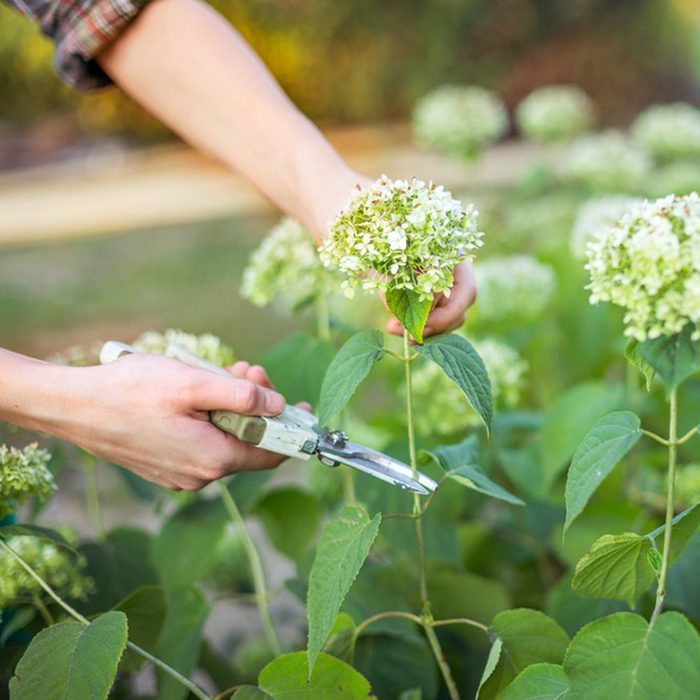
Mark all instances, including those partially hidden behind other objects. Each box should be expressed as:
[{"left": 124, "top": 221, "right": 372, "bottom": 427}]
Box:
[{"left": 4, "top": 0, "right": 150, "bottom": 90}]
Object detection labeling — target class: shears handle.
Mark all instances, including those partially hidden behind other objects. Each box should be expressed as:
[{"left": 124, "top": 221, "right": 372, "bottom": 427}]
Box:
[{"left": 99, "top": 341, "right": 318, "bottom": 459}]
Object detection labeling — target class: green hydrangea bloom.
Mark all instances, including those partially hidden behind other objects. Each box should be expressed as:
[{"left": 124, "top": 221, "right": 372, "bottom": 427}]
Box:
[
  {"left": 321, "top": 175, "right": 483, "bottom": 301},
  {"left": 586, "top": 192, "right": 700, "bottom": 341},
  {"left": 516, "top": 85, "right": 595, "bottom": 144},
  {"left": 0, "top": 535, "right": 92, "bottom": 608},
  {"left": 0, "top": 444, "right": 56, "bottom": 519},
  {"left": 632, "top": 103, "right": 700, "bottom": 161},
  {"left": 475, "top": 255, "right": 556, "bottom": 325},
  {"left": 571, "top": 196, "right": 642, "bottom": 259},
  {"left": 411, "top": 337, "right": 528, "bottom": 437},
  {"left": 133, "top": 328, "right": 234, "bottom": 367},
  {"left": 240, "top": 217, "right": 336, "bottom": 312},
  {"left": 412, "top": 85, "right": 508, "bottom": 159},
  {"left": 562, "top": 130, "right": 651, "bottom": 193}
]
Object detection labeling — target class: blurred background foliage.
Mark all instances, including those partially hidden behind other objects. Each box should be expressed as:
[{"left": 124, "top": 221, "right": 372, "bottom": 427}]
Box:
[{"left": 1, "top": 0, "right": 699, "bottom": 140}]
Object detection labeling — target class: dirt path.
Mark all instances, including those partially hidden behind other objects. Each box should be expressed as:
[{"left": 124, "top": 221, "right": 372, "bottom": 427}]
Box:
[{"left": 0, "top": 125, "right": 541, "bottom": 247}]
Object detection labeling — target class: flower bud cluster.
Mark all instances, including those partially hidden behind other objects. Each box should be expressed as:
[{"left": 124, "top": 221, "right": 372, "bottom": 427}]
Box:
[{"left": 0, "top": 443, "right": 56, "bottom": 519}]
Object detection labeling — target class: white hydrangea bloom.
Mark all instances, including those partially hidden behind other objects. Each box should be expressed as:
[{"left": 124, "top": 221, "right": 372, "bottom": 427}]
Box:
[
  {"left": 562, "top": 130, "right": 651, "bottom": 192},
  {"left": 571, "top": 196, "right": 642, "bottom": 259},
  {"left": 586, "top": 192, "right": 700, "bottom": 341},
  {"left": 516, "top": 85, "right": 595, "bottom": 143},
  {"left": 412, "top": 337, "right": 528, "bottom": 436},
  {"left": 240, "top": 217, "right": 334, "bottom": 312},
  {"left": 0, "top": 443, "right": 55, "bottom": 519},
  {"left": 632, "top": 103, "right": 700, "bottom": 161},
  {"left": 134, "top": 328, "right": 234, "bottom": 367},
  {"left": 321, "top": 175, "right": 483, "bottom": 301},
  {"left": 412, "top": 85, "right": 508, "bottom": 158},
  {"left": 0, "top": 534, "right": 93, "bottom": 608},
  {"left": 475, "top": 255, "right": 556, "bottom": 324}
]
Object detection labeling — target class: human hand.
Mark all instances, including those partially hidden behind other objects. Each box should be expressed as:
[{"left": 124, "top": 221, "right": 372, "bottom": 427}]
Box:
[{"left": 62, "top": 354, "right": 288, "bottom": 491}]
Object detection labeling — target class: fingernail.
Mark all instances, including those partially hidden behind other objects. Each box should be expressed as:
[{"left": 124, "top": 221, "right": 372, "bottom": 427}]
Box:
[{"left": 265, "top": 390, "right": 285, "bottom": 414}]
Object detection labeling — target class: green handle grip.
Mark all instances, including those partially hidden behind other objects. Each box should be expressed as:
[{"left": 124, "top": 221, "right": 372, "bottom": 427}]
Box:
[{"left": 211, "top": 410, "right": 267, "bottom": 445}]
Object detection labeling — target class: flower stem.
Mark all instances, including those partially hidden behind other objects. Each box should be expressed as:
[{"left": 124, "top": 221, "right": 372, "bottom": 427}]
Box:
[
  {"left": 32, "top": 594, "right": 54, "bottom": 626},
  {"left": 652, "top": 388, "right": 679, "bottom": 623},
  {"left": 0, "top": 539, "right": 210, "bottom": 700},
  {"left": 217, "top": 482, "right": 281, "bottom": 656},
  {"left": 81, "top": 454, "right": 104, "bottom": 542},
  {"left": 403, "top": 329, "right": 458, "bottom": 700}
]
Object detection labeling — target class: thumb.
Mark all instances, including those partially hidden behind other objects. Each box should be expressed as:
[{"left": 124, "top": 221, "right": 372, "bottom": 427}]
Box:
[{"left": 191, "top": 374, "right": 285, "bottom": 416}]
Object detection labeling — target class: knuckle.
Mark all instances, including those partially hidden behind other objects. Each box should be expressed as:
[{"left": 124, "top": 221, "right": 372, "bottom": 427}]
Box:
[{"left": 234, "top": 382, "right": 259, "bottom": 413}]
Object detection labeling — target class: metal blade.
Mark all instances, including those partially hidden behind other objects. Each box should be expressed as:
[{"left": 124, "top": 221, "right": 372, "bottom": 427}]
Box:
[{"left": 318, "top": 435, "right": 437, "bottom": 495}]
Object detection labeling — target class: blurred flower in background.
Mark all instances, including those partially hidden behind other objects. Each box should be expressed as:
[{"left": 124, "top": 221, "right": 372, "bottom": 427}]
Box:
[
  {"left": 648, "top": 161, "right": 700, "bottom": 198},
  {"left": 412, "top": 85, "right": 508, "bottom": 160},
  {"left": 133, "top": 328, "right": 235, "bottom": 366},
  {"left": 632, "top": 102, "right": 700, "bottom": 161},
  {"left": 516, "top": 85, "right": 596, "bottom": 144}
]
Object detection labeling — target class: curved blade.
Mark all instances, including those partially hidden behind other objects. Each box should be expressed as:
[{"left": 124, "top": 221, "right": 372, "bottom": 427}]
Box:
[{"left": 318, "top": 438, "right": 437, "bottom": 495}]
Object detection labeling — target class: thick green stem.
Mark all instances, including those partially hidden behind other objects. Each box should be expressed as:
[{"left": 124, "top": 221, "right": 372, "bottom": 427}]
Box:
[
  {"left": 0, "top": 539, "right": 210, "bottom": 700},
  {"left": 81, "top": 455, "right": 104, "bottom": 542},
  {"left": 342, "top": 468, "right": 357, "bottom": 506},
  {"left": 652, "top": 389, "right": 679, "bottom": 623},
  {"left": 217, "top": 482, "right": 281, "bottom": 656},
  {"left": 403, "top": 330, "right": 458, "bottom": 700}
]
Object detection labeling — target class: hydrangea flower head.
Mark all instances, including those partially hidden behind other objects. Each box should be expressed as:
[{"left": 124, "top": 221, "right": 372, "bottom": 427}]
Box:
[
  {"left": 0, "top": 443, "right": 55, "bottom": 519},
  {"left": 0, "top": 534, "right": 93, "bottom": 608},
  {"left": 412, "top": 337, "right": 528, "bottom": 436},
  {"left": 241, "top": 217, "right": 335, "bottom": 312},
  {"left": 586, "top": 192, "right": 700, "bottom": 341},
  {"left": 475, "top": 255, "right": 556, "bottom": 324},
  {"left": 516, "top": 85, "right": 595, "bottom": 143},
  {"left": 632, "top": 103, "right": 700, "bottom": 161},
  {"left": 134, "top": 328, "right": 234, "bottom": 367},
  {"left": 562, "top": 131, "right": 651, "bottom": 192},
  {"left": 412, "top": 85, "right": 508, "bottom": 159},
  {"left": 571, "top": 196, "right": 642, "bottom": 259},
  {"left": 320, "top": 175, "right": 483, "bottom": 302}
]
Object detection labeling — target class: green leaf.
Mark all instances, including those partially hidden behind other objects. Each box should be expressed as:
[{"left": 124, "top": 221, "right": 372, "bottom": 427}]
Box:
[
  {"left": 564, "top": 611, "right": 700, "bottom": 698},
  {"left": 637, "top": 325, "right": 700, "bottom": 392},
  {"left": 152, "top": 499, "right": 227, "bottom": 591},
  {"left": 253, "top": 651, "right": 374, "bottom": 698},
  {"left": 415, "top": 334, "right": 493, "bottom": 430},
  {"left": 541, "top": 382, "right": 623, "bottom": 490},
  {"left": 113, "top": 586, "right": 167, "bottom": 672},
  {"left": 478, "top": 639, "right": 502, "bottom": 695},
  {"left": 262, "top": 333, "right": 333, "bottom": 407},
  {"left": 0, "top": 524, "right": 74, "bottom": 551},
  {"left": 666, "top": 531, "right": 700, "bottom": 620},
  {"left": 253, "top": 487, "right": 322, "bottom": 561},
  {"left": 478, "top": 609, "right": 570, "bottom": 700},
  {"left": 155, "top": 587, "right": 210, "bottom": 700},
  {"left": 572, "top": 504, "right": 700, "bottom": 605},
  {"left": 318, "top": 331, "right": 385, "bottom": 426},
  {"left": 0, "top": 608, "right": 35, "bottom": 647},
  {"left": 500, "top": 663, "right": 569, "bottom": 700},
  {"left": 307, "top": 506, "right": 381, "bottom": 674},
  {"left": 564, "top": 412, "right": 642, "bottom": 532},
  {"left": 625, "top": 339, "right": 655, "bottom": 391},
  {"left": 424, "top": 436, "right": 523, "bottom": 505},
  {"left": 9, "top": 611, "right": 128, "bottom": 700},
  {"left": 385, "top": 285, "right": 432, "bottom": 343}
]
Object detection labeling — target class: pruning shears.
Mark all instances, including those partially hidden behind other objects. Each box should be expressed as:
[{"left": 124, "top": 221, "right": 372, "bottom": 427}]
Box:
[{"left": 99, "top": 340, "right": 437, "bottom": 495}]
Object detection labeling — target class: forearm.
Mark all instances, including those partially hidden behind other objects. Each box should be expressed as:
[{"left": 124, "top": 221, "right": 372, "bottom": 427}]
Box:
[{"left": 97, "top": 0, "right": 359, "bottom": 240}]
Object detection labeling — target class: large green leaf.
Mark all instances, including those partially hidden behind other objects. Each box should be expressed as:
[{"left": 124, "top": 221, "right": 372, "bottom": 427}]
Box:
[
  {"left": 113, "top": 586, "right": 167, "bottom": 672},
  {"left": 423, "top": 436, "right": 523, "bottom": 505},
  {"left": 262, "top": 333, "right": 334, "bottom": 407},
  {"left": 152, "top": 499, "right": 227, "bottom": 591},
  {"left": 478, "top": 609, "right": 570, "bottom": 700},
  {"left": 318, "top": 331, "right": 384, "bottom": 426},
  {"left": 501, "top": 663, "right": 570, "bottom": 700},
  {"left": 235, "top": 651, "right": 374, "bottom": 699},
  {"left": 572, "top": 504, "right": 700, "bottom": 605},
  {"left": 540, "top": 382, "right": 623, "bottom": 490},
  {"left": 385, "top": 285, "right": 432, "bottom": 343},
  {"left": 564, "top": 611, "right": 700, "bottom": 698},
  {"left": 9, "top": 611, "right": 128, "bottom": 700},
  {"left": 0, "top": 524, "right": 74, "bottom": 551},
  {"left": 415, "top": 334, "right": 493, "bottom": 430},
  {"left": 253, "top": 487, "right": 322, "bottom": 560},
  {"left": 637, "top": 324, "right": 700, "bottom": 392},
  {"left": 155, "top": 587, "right": 210, "bottom": 700},
  {"left": 564, "top": 412, "right": 642, "bottom": 533},
  {"left": 307, "top": 506, "right": 381, "bottom": 674}
]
